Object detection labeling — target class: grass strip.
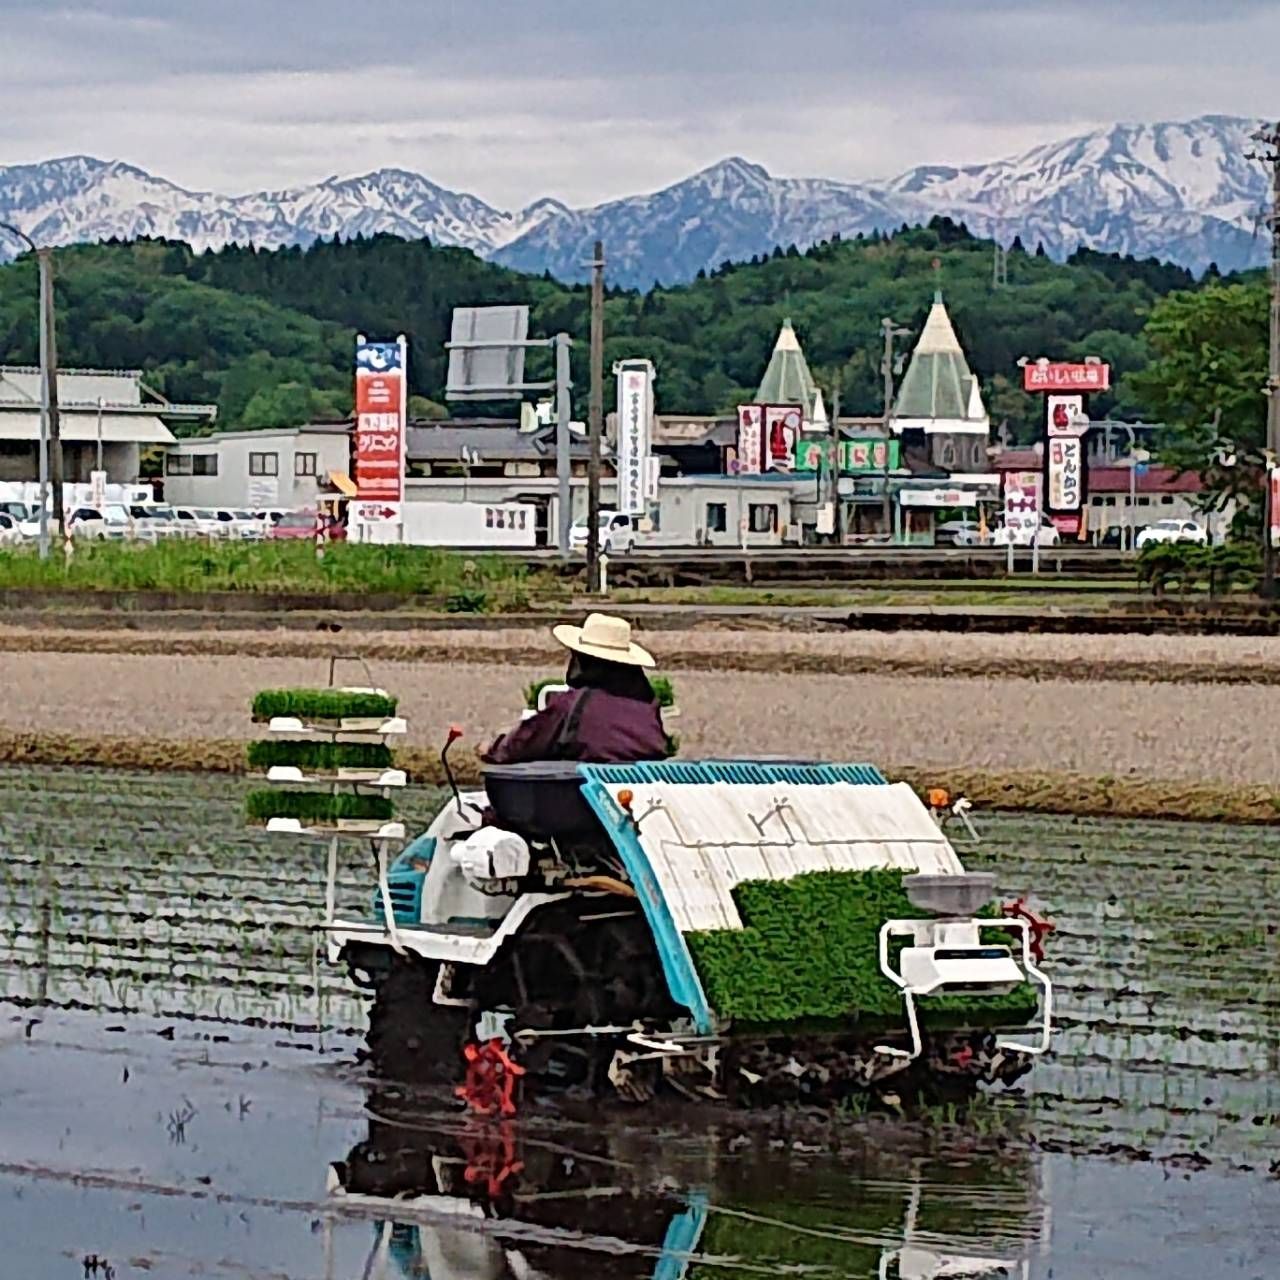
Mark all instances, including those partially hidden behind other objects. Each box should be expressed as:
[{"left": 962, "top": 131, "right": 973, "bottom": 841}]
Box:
[
  {"left": 244, "top": 789, "right": 394, "bottom": 824},
  {"left": 245, "top": 740, "right": 394, "bottom": 771},
  {"left": 251, "top": 688, "right": 398, "bottom": 722}
]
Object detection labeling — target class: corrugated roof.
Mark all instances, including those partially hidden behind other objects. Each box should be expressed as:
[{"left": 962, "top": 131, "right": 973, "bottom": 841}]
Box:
[
  {"left": 1090, "top": 465, "right": 1201, "bottom": 494},
  {"left": 0, "top": 411, "right": 175, "bottom": 444}
]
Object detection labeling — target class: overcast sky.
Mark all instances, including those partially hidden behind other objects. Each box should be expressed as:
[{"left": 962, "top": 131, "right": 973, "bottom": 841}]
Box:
[{"left": 2, "top": 0, "right": 1276, "bottom": 208}]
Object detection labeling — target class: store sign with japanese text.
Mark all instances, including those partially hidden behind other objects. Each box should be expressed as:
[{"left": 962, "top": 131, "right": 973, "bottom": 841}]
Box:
[
  {"left": 735, "top": 405, "right": 764, "bottom": 474},
  {"left": 1271, "top": 467, "right": 1280, "bottom": 549},
  {"left": 1003, "top": 471, "right": 1041, "bottom": 539},
  {"left": 353, "top": 337, "right": 407, "bottom": 527},
  {"left": 795, "top": 438, "right": 900, "bottom": 473},
  {"left": 1023, "top": 362, "right": 1110, "bottom": 393},
  {"left": 1047, "top": 436, "right": 1083, "bottom": 514},
  {"left": 615, "top": 361, "right": 654, "bottom": 514}
]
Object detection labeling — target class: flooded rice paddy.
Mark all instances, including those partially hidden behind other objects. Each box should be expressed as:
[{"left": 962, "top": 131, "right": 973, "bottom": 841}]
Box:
[{"left": 1, "top": 765, "right": 1277, "bottom": 1279}]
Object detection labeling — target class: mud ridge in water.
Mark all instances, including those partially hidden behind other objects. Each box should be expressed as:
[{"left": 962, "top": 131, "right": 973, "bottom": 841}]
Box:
[
  {"left": 3, "top": 730, "right": 1280, "bottom": 824},
  {"left": 6, "top": 624, "right": 1280, "bottom": 685}
]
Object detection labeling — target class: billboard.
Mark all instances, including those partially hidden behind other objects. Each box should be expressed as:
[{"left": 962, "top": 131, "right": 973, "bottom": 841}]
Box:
[
  {"left": 735, "top": 405, "right": 764, "bottom": 474},
  {"left": 352, "top": 337, "right": 407, "bottom": 528},
  {"left": 1023, "top": 362, "right": 1110, "bottom": 393},
  {"left": 1271, "top": 468, "right": 1280, "bottom": 549},
  {"left": 795, "top": 438, "right": 899, "bottom": 472},
  {"left": 1047, "top": 394, "right": 1085, "bottom": 437},
  {"left": 1004, "top": 471, "right": 1041, "bottom": 540},
  {"left": 615, "top": 360, "right": 654, "bottom": 514},
  {"left": 763, "top": 405, "right": 802, "bottom": 471}
]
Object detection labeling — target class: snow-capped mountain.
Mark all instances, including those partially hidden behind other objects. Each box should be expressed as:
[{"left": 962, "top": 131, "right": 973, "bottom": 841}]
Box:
[{"left": 0, "top": 115, "right": 1269, "bottom": 285}]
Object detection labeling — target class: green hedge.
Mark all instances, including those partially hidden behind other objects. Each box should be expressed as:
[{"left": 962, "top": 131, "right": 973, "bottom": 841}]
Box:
[
  {"left": 685, "top": 869, "right": 1038, "bottom": 1027},
  {"left": 250, "top": 689, "right": 398, "bottom": 722},
  {"left": 1136, "top": 541, "right": 1259, "bottom": 596},
  {"left": 522, "top": 673, "right": 676, "bottom": 709},
  {"left": 245, "top": 790, "right": 394, "bottom": 824},
  {"left": 245, "top": 740, "right": 394, "bottom": 771}
]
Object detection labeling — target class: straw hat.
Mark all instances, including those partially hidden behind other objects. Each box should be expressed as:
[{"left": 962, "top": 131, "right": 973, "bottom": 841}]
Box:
[{"left": 552, "top": 613, "right": 655, "bottom": 668}]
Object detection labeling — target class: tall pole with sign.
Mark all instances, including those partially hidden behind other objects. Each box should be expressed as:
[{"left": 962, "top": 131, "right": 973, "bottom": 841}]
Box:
[
  {"left": 351, "top": 334, "right": 407, "bottom": 540},
  {"left": 1023, "top": 358, "right": 1109, "bottom": 542},
  {"left": 587, "top": 241, "right": 605, "bottom": 592}
]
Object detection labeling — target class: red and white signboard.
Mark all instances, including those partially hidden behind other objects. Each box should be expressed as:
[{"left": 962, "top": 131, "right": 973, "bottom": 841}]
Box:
[
  {"left": 763, "top": 405, "right": 802, "bottom": 472},
  {"left": 1270, "top": 467, "right": 1280, "bottom": 549},
  {"left": 615, "top": 361, "right": 654, "bottom": 514},
  {"left": 353, "top": 337, "right": 407, "bottom": 527},
  {"left": 1047, "top": 394, "right": 1086, "bottom": 437},
  {"left": 735, "top": 405, "right": 764, "bottom": 474},
  {"left": 1023, "top": 362, "right": 1110, "bottom": 393}
]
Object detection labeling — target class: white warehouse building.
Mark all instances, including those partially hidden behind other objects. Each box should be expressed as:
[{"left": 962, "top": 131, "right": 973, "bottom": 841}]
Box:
[{"left": 163, "top": 425, "right": 351, "bottom": 510}]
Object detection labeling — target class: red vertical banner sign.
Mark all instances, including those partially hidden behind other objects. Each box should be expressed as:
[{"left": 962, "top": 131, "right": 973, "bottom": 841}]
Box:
[
  {"left": 1270, "top": 467, "right": 1280, "bottom": 549},
  {"left": 352, "top": 337, "right": 407, "bottom": 529}
]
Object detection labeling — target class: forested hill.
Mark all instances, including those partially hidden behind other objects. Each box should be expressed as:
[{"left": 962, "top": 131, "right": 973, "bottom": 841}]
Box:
[{"left": 0, "top": 222, "right": 1221, "bottom": 435}]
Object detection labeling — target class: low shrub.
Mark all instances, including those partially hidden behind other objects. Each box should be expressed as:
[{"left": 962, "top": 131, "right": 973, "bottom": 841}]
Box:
[
  {"left": 245, "top": 790, "right": 394, "bottom": 824},
  {"left": 245, "top": 740, "right": 394, "bottom": 771},
  {"left": 685, "top": 868, "right": 1037, "bottom": 1027},
  {"left": 522, "top": 673, "right": 677, "bottom": 709},
  {"left": 1136, "top": 541, "right": 1260, "bottom": 597},
  {"left": 250, "top": 689, "right": 398, "bottom": 722}
]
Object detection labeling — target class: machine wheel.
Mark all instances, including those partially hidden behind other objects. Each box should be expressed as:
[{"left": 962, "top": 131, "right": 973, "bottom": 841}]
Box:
[{"left": 365, "top": 954, "right": 470, "bottom": 1087}]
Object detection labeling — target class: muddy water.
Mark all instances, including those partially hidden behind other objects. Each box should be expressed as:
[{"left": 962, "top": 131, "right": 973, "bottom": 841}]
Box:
[{"left": 1, "top": 766, "right": 1278, "bottom": 1279}]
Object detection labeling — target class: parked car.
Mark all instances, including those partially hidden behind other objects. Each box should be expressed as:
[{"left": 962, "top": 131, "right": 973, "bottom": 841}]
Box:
[
  {"left": 935, "top": 518, "right": 985, "bottom": 547},
  {"left": 989, "top": 517, "right": 1061, "bottom": 548},
  {"left": 0, "top": 511, "right": 21, "bottom": 547},
  {"left": 67, "top": 504, "right": 132, "bottom": 540},
  {"left": 268, "top": 509, "right": 347, "bottom": 542},
  {"left": 128, "top": 504, "right": 183, "bottom": 539},
  {"left": 570, "top": 510, "right": 638, "bottom": 555},
  {"left": 1135, "top": 519, "right": 1208, "bottom": 549}
]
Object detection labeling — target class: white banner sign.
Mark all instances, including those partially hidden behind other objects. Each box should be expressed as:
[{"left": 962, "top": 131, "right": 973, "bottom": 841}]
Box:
[
  {"left": 899, "top": 487, "right": 976, "bottom": 508},
  {"left": 615, "top": 361, "right": 654, "bottom": 515},
  {"left": 1047, "top": 437, "right": 1083, "bottom": 511}
]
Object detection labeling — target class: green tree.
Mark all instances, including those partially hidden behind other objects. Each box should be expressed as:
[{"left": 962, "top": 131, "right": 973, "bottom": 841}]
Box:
[
  {"left": 239, "top": 381, "right": 317, "bottom": 429},
  {"left": 1128, "top": 282, "right": 1268, "bottom": 528}
]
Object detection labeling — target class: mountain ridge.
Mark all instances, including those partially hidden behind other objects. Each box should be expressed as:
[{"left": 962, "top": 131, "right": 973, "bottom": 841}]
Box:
[{"left": 0, "top": 115, "right": 1267, "bottom": 285}]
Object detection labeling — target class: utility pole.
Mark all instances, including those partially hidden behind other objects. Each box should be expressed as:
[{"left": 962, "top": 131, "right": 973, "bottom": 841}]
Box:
[
  {"left": 829, "top": 385, "right": 842, "bottom": 542},
  {"left": 1251, "top": 122, "right": 1280, "bottom": 596},
  {"left": 880, "top": 317, "right": 910, "bottom": 542},
  {"left": 586, "top": 240, "right": 605, "bottom": 592},
  {"left": 1, "top": 222, "right": 53, "bottom": 557},
  {"left": 41, "top": 248, "right": 64, "bottom": 543},
  {"left": 992, "top": 242, "right": 1008, "bottom": 289}
]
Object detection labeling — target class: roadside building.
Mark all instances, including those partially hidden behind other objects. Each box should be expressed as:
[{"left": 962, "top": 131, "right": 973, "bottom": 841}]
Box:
[
  {"left": 754, "top": 318, "right": 829, "bottom": 430},
  {"left": 0, "top": 366, "right": 215, "bottom": 486},
  {"left": 163, "top": 424, "right": 351, "bottom": 511},
  {"left": 889, "top": 293, "right": 999, "bottom": 541}
]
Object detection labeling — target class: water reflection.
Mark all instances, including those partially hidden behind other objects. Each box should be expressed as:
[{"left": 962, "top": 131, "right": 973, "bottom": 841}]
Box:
[{"left": 324, "top": 1085, "right": 1050, "bottom": 1280}]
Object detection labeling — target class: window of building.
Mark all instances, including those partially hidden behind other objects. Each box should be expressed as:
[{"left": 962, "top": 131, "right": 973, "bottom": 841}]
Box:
[
  {"left": 1160, "top": 495, "right": 1175, "bottom": 505},
  {"left": 705, "top": 502, "right": 727, "bottom": 532},
  {"left": 295, "top": 452, "right": 318, "bottom": 477},
  {"left": 748, "top": 503, "right": 778, "bottom": 533},
  {"left": 192, "top": 453, "right": 217, "bottom": 476},
  {"left": 1136, "top": 496, "right": 1151, "bottom": 507},
  {"left": 249, "top": 452, "right": 278, "bottom": 477},
  {"left": 166, "top": 454, "right": 193, "bottom": 476}
]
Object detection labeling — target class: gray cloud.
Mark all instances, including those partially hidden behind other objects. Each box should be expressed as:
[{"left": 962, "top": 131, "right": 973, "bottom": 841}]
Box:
[{"left": 0, "top": 0, "right": 1274, "bottom": 207}]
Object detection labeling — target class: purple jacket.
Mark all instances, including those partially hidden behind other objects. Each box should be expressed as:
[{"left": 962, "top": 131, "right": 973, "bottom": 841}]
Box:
[{"left": 482, "top": 688, "right": 668, "bottom": 765}]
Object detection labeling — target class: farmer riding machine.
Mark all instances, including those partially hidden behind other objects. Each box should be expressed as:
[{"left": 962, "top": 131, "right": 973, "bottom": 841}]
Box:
[{"left": 247, "top": 682, "right": 1055, "bottom": 1110}]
